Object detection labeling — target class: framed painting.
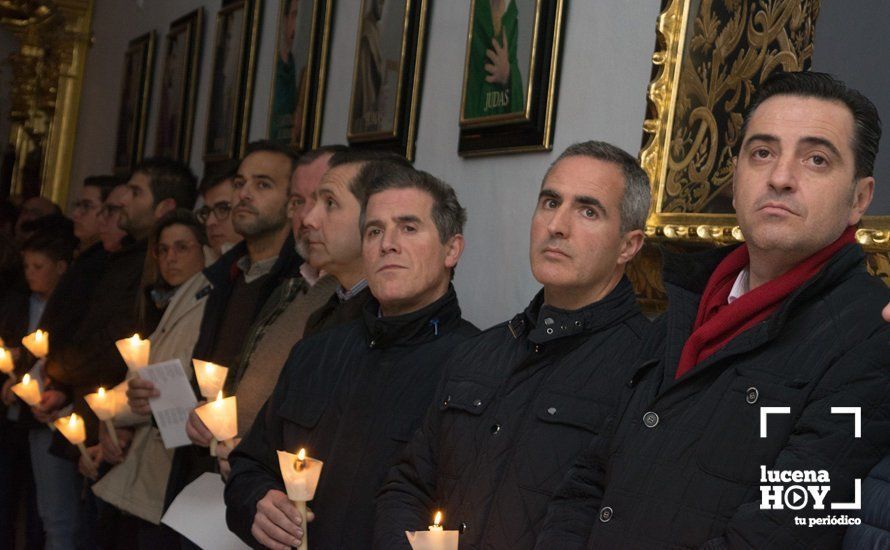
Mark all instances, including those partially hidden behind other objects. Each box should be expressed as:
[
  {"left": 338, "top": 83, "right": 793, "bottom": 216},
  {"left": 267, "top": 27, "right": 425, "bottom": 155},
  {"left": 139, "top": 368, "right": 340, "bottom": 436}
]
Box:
[
  {"left": 113, "top": 32, "right": 156, "bottom": 174},
  {"left": 155, "top": 8, "right": 203, "bottom": 162},
  {"left": 267, "top": 0, "right": 333, "bottom": 151},
  {"left": 203, "top": 0, "right": 262, "bottom": 165},
  {"left": 457, "top": 0, "right": 564, "bottom": 157},
  {"left": 346, "top": 0, "right": 428, "bottom": 161}
]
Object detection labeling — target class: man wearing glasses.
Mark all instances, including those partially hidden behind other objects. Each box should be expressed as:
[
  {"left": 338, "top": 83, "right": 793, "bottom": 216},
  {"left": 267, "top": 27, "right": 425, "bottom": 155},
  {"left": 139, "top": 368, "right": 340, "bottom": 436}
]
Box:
[{"left": 196, "top": 162, "right": 242, "bottom": 258}]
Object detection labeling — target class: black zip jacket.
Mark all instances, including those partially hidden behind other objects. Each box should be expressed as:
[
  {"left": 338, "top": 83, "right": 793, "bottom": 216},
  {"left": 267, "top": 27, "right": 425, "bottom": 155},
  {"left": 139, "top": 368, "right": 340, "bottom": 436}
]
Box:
[{"left": 225, "top": 286, "right": 479, "bottom": 549}]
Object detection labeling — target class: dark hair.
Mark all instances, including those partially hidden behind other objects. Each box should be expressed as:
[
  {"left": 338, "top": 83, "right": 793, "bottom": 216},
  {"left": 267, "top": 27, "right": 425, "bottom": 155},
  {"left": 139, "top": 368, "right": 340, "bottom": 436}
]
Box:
[
  {"left": 133, "top": 157, "right": 198, "bottom": 209},
  {"left": 198, "top": 159, "right": 239, "bottom": 195},
  {"left": 150, "top": 208, "right": 209, "bottom": 252},
  {"left": 242, "top": 140, "right": 300, "bottom": 173},
  {"left": 21, "top": 215, "right": 77, "bottom": 263},
  {"left": 328, "top": 149, "right": 411, "bottom": 171},
  {"left": 83, "top": 175, "right": 127, "bottom": 202},
  {"left": 296, "top": 144, "right": 350, "bottom": 167},
  {"left": 739, "top": 71, "right": 882, "bottom": 179},
  {"left": 358, "top": 163, "right": 466, "bottom": 243},
  {"left": 546, "top": 141, "right": 651, "bottom": 233}
]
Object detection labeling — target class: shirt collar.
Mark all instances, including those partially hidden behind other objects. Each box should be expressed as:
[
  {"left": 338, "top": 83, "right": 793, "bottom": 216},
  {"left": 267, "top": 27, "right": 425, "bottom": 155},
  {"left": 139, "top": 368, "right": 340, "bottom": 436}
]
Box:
[
  {"left": 237, "top": 255, "right": 278, "bottom": 284},
  {"left": 336, "top": 278, "right": 369, "bottom": 302},
  {"left": 299, "top": 263, "right": 325, "bottom": 287},
  {"left": 727, "top": 267, "right": 750, "bottom": 304}
]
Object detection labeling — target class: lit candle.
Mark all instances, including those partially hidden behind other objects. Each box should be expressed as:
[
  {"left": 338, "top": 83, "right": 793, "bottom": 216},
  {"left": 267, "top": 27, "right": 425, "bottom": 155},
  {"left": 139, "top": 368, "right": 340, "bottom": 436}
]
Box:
[
  {"left": 405, "top": 510, "right": 459, "bottom": 550},
  {"left": 0, "top": 347, "right": 14, "bottom": 380},
  {"left": 54, "top": 412, "right": 96, "bottom": 472},
  {"left": 115, "top": 334, "right": 150, "bottom": 371},
  {"left": 21, "top": 330, "right": 48, "bottom": 359},
  {"left": 192, "top": 359, "right": 229, "bottom": 399},
  {"left": 194, "top": 391, "right": 238, "bottom": 457},
  {"left": 277, "top": 448, "right": 324, "bottom": 550},
  {"left": 11, "top": 373, "right": 41, "bottom": 406},
  {"left": 85, "top": 386, "right": 122, "bottom": 447}
]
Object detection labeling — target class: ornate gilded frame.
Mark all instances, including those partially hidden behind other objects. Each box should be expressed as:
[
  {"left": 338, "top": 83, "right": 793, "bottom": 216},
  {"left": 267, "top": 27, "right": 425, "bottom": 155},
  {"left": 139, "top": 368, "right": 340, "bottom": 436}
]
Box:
[
  {"left": 203, "top": 0, "right": 262, "bottom": 167},
  {"left": 345, "top": 0, "right": 428, "bottom": 161},
  {"left": 154, "top": 8, "right": 203, "bottom": 162},
  {"left": 266, "top": 0, "right": 333, "bottom": 152},
  {"left": 640, "top": 0, "right": 890, "bottom": 258},
  {"left": 457, "top": 0, "right": 564, "bottom": 157},
  {"left": 112, "top": 31, "right": 156, "bottom": 174}
]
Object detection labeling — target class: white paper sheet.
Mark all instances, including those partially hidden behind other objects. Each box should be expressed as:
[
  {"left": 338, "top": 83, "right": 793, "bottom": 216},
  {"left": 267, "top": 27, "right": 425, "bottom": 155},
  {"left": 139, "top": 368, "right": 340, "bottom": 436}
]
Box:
[
  {"left": 161, "top": 472, "right": 249, "bottom": 550},
  {"left": 137, "top": 359, "right": 197, "bottom": 448}
]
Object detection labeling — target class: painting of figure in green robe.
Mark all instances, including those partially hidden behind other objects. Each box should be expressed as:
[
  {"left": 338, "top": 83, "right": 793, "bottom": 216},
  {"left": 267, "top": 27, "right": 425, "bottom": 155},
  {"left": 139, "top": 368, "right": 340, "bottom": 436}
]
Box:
[
  {"left": 461, "top": 0, "right": 536, "bottom": 125},
  {"left": 269, "top": 0, "right": 313, "bottom": 146}
]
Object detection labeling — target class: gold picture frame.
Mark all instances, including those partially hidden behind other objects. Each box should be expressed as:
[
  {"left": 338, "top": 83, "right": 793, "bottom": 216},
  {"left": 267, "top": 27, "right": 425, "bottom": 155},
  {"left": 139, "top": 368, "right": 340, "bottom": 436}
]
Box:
[
  {"left": 346, "top": 0, "right": 428, "bottom": 161},
  {"left": 113, "top": 31, "right": 156, "bottom": 174},
  {"left": 267, "top": 0, "right": 333, "bottom": 152},
  {"left": 155, "top": 8, "right": 203, "bottom": 162},
  {"left": 457, "top": 0, "right": 564, "bottom": 157},
  {"left": 203, "top": 0, "right": 262, "bottom": 167},
  {"left": 640, "top": 0, "right": 890, "bottom": 254}
]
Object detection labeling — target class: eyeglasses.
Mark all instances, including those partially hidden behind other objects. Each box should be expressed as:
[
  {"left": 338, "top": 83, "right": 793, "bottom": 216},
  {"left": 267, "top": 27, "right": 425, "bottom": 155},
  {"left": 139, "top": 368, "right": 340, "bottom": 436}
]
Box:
[
  {"left": 99, "top": 204, "right": 124, "bottom": 218},
  {"left": 196, "top": 202, "right": 232, "bottom": 224},
  {"left": 153, "top": 240, "right": 200, "bottom": 259},
  {"left": 73, "top": 199, "right": 99, "bottom": 212}
]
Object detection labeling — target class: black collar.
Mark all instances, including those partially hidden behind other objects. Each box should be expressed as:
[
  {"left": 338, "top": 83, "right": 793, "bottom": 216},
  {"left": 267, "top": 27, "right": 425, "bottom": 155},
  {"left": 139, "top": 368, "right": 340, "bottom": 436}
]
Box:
[{"left": 362, "top": 285, "right": 463, "bottom": 349}]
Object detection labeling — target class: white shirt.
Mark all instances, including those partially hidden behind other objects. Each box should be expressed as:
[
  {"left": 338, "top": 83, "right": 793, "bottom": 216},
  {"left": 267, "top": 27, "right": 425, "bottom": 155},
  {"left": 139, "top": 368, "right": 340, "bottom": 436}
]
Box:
[{"left": 728, "top": 267, "right": 750, "bottom": 304}]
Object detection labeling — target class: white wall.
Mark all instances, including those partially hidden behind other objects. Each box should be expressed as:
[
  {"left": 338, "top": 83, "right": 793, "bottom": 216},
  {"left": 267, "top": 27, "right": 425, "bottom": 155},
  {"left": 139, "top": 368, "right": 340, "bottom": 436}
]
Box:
[{"left": 71, "top": 0, "right": 660, "bottom": 328}]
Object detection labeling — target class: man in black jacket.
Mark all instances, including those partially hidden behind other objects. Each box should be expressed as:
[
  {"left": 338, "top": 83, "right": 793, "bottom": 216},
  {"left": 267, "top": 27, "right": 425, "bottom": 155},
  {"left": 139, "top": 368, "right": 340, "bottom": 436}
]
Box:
[
  {"left": 538, "top": 72, "right": 890, "bottom": 549},
  {"left": 374, "top": 141, "right": 652, "bottom": 549},
  {"left": 225, "top": 163, "right": 479, "bottom": 549}
]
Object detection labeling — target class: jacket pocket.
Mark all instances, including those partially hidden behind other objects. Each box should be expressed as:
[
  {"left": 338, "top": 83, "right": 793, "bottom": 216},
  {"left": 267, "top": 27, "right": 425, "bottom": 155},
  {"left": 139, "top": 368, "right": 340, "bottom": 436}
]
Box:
[
  {"left": 517, "top": 391, "right": 615, "bottom": 493},
  {"left": 696, "top": 376, "right": 807, "bottom": 484},
  {"left": 276, "top": 394, "right": 328, "bottom": 429},
  {"left": 437, "top": 378, "right": 497, "bottom": 477},
  {"left": 439, "top": 378, "right": 497, "bottom": 415}
]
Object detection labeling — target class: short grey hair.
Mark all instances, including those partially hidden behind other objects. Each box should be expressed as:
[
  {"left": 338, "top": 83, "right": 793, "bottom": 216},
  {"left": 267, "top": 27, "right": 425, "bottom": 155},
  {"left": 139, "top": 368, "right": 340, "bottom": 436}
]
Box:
[
  {"left": 545, "top": 141, "right": 651, "bottom": 233},
  {"left": 358, "top": 163, "right": 466, "bottom": 243}
]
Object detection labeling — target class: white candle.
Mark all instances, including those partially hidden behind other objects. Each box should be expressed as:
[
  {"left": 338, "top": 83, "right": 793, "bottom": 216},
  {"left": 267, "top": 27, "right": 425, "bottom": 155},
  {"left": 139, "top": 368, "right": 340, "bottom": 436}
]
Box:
[
  {"left": 276, "top": 448, "right": 323, "bottom": 550},
  {"left": 54, "top": 413, "right": 96, "bottom": 472},
  {"left": 194, "top": 391, "right": 238, "bottom": 456},
  {"left": 85, "top": 387, "right": 122, "bottom": 447},
  {"left": 0, "top": 347, "right": 14, "bottom": 380},
  {"left": 115, "top": 334, "right": 150, "bottom": 371},
  {"left": 21, "top": 330, "right": 48, "bottom": 359},
  {"left": 11, "top": 373, "right": 41, "bottom": 406},
  {"left": 192, "top": 359, "right": 229, "bottom": 399},
  {"left": 405, "top": 510, "right": 459, "bottom": 550}
]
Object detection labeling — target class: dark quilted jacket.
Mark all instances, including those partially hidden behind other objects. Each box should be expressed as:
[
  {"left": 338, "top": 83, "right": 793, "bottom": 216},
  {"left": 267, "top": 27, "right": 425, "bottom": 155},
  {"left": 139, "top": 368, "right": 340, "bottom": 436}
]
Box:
[
  {"left": 537, "top": 243, "right": 890, "bottom": 550},
  {"left": 843, "top": 456, "right": 890, "bottom": 549},
  {"left": 375, "top": 277, "right": 651, "bottom": 549}
]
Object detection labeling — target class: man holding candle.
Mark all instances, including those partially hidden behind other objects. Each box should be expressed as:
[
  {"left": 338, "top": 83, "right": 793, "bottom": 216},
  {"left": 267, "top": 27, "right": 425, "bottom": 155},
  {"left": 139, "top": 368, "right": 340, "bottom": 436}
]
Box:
[
  {"left": 226, "top": 164, "right": 479, "bottom": 549},
  {"left": 374, "top": 141, "right": 652, "bottom": 549}
]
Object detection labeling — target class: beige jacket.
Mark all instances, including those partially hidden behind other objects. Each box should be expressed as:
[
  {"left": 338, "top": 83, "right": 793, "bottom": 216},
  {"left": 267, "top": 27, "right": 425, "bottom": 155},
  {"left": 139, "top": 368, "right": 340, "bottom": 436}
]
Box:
[{"left": 92, "top": 272, "right": 209, "bottom": 524}]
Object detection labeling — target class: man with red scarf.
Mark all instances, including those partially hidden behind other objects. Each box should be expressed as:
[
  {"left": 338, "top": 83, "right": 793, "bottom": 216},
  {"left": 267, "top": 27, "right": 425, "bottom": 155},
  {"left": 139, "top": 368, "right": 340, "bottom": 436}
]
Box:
[{"left": 537, "top": 71, "right": 890, "bottom": 549}]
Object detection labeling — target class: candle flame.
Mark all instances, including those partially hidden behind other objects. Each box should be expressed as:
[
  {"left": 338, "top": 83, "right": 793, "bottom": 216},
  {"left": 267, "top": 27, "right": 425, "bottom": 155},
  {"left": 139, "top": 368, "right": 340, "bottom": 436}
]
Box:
[
  {"left": 128, "top": 333, "right": 142, "bottom": 344},
  {"left": 206, "top": 363, "right": 214, "bottom": 374},
  {"left": 98, "top": 387, "right": 106, "bottom": 398},
  {"left": 433, "top": 511, "right": 442, "bottom": 527},
  {"left": 35, "top": 330, "right": 46, "bottom": 342},
  {"left": 23, "top": 373, "right": 31, "bottom": 384},
  {"left": 294, "top": 448, "right": 307, "bottom": 472},
  {"left": 69, "top": 413, "right": 78, "bottom": 427}
]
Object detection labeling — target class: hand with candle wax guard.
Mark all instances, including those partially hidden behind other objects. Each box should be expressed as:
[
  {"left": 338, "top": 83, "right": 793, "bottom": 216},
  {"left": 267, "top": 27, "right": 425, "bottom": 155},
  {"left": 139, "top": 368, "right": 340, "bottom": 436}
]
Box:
[
  {"left": 216, "top": 436, "right": 241, "bottom": 481},
  {"left": 79, "top": 444, "right": 102, "bottom": 480},
  {"left": 126, "top": 376, "right": 159, "bottom": 415},
  {"left": 1, "top": 377, "right": 14, "bottom": 406},
  {"left": 99, "top": 420, "right": 134, "bottom": 464},
  {"left": 31, "top": 389, "right": 67, "bottom": 423},
  {"left": 185, "top": 402, "right": 213, "bottom": 447},
  {"left": 252, "top": 489, "right": 315, "bottom": 550}
]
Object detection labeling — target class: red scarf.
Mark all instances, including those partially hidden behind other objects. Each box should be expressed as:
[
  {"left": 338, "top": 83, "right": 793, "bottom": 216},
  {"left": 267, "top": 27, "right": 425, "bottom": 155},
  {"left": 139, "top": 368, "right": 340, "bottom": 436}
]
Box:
[{"left": 674, "top": 226, "right": 857, "bottom": 380}]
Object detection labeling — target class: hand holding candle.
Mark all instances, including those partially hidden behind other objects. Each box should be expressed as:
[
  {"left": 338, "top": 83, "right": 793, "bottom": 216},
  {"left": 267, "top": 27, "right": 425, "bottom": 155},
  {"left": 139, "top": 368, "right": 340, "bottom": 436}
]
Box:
[
  {"left": 115, "top": 334, "right": 150, "bottom": 371},
  {"left": 0, "top": 347, "right": 14, "bottom": 380},
  {"left": 194, "top": 391, "right": 237, "bottom": 456},
  {"left": 54, "top": 412, "right": 97, "bottom": 476},
  {"left": 21, "top": 330, "right": 48, "bottom": 359},
  {"left": 85, "top": 387, "right": 123, "bottom": 447},
  {"left": 192, "top": 359, "right": 228, "bottom": 399},
  {"left": 405, "top": 511, "right": 459, "bottom": 550},
  {"left": 277, "top": 448, "right": 323, "bottom": 550}
]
